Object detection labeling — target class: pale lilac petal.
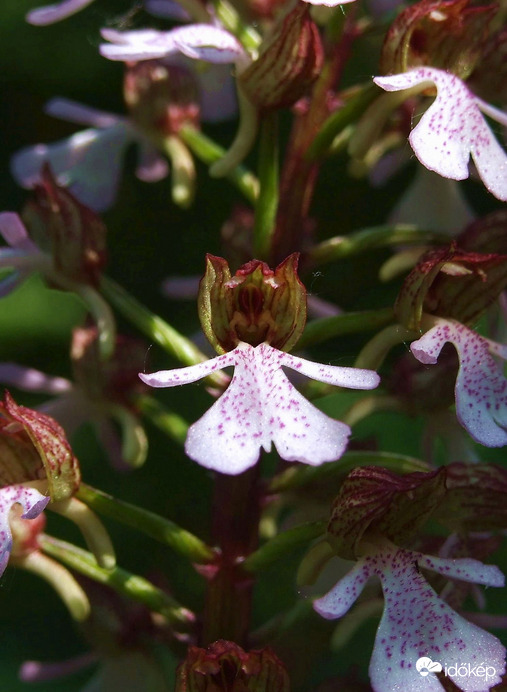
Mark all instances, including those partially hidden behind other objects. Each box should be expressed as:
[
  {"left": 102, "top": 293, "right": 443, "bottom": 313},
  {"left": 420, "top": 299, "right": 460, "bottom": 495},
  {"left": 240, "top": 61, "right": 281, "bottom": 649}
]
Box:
[
  {"left": 135, "top": 142, "right": 169, "bottom": 182},
  {"left": 185, "top": 348, "right": 269, "bottom": 474},
  {"left": 171, "top": 25, "right": 247, "bottom": 65},
  {"left": 45, "top": 98, "right": 121, "bottom": 129},
  {"left": 374, "top": 67, "right": 507, "bottom": 201},
  {"left": 26, "top": 0, "right": 94, "bottom": 25},
  {"left": 11, "top": 124, "right": 131, "bottom": 212},
  {"left": 0, "top": 364, "right": 72, "bottom": 395},
  {"left": 370, "top": 549, "right": 505, "bottom": 692},
  {"left": 145, "top": 0, "right": 191, "bottom": 20},
  {"left": 278, "top": 350, "right": 380, "bottom": 390},
  {"left": 264, "top": 350, "right": 352, "bottom": 464},
  {"left": 411, "top": 321, "right": 507, "bottom": 447},
  {"left": 314, "top": 559, "right": 373, "bottom": 618},
  {"left": 0, "top": 486, "right": 49, "bottom": 576},
  {"left": 139, "top": 350, "right": 237, "bottom": 388},
  {"left": 0, "top": 213, "right": 38, "bottom": 253},
  {"left": 418, "top": 554, "right": 505, "bottom": 588},
  {"left": 99, "top": 29, "right": 179, "bottom": 61}
]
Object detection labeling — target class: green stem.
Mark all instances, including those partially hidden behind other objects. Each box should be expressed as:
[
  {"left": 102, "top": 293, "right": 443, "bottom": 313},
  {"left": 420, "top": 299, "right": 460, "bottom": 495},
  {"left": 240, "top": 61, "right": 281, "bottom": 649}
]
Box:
[
  {"left": 243, "top": 521, "right": 326, "bottom": 573},
  {"left": 309, "top": 226, "right": 447, "bottom": 265},
  {"left": 100, "top": 275, "right": 228, "bottom": 388},
  {"left": 179, "top": 126, "right": 259, "bottom": 203},
  {"left": 136, "top": 394, "right": 189, "bottom": 446},
  {"left": 306, "top": 83, "right": 378, "bottom": 160},
  {"left": 269, "top": 451, "right": 431, "bottom": 493},
  {"left": 76, "top": 484, "right": 215, "bottom": 564},
  {"left": 253, "top": 113, "right": 279, "bottom": 260},
  {"left": 213, "top": 0, "right": 262, "bottom": 51},
  {"left": 40, "top": 536, "right": 194, "bottom": 627},
  {"left": 297, "top": 307, "right": 394, "bottom": 349}
]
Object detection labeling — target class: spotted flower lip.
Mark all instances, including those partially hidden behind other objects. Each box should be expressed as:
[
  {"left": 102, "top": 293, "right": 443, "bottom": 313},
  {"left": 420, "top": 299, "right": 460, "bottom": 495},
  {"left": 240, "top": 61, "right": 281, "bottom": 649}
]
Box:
[
  {"left": 139, "top": 341, "right": 380, "bottom": 475},
  {"left": 410, "top": 318, "right": 507, "bottom": 448},
  {"left": 314, "top": 545, "right": 506, "bottom": 692},
  {"left": 374, "top": 67, "right": 507, "bottom": 202},
  {"left": 0, "top": 485, "right": 49, "bottom": 576}
]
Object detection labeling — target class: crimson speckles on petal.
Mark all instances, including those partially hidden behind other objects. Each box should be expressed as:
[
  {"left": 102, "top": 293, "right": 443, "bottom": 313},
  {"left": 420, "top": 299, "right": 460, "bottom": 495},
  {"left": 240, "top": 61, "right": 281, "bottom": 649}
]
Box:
[
  {"left": 314, "top": 546, "right": 506, "bottom": 692},
  {"left": 411, "top": 318, "right": 507, "bottom": 447},
  {"left": 139, "top": 342, "right": 379, "bottom": 474},
  {"left": 374, "top": 67, "right": 507, "bottom": 201}
]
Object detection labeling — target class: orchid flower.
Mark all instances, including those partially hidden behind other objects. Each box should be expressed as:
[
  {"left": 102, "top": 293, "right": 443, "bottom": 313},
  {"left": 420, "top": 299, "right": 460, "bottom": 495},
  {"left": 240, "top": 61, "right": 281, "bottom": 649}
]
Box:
[
  {"left": 410, "top": 318, "right": 507, "bottom": 448},
  {"left": 0, "top": 328, "right": 149, "bottom": 472},
  {"left": 314, "top": 544, "right": 506, "bottom": 692},
  {"left": 11, "top": 99, "right": 167, "bottom": 213},
  {"left": 374, "top": 67, "right": 507, "bottom": 201},
  {"left": 140, "top": 341, "right": 379, "bottom": 474},
  {"left": 11, "top": 56, "right": 236, "bottom": 211}
]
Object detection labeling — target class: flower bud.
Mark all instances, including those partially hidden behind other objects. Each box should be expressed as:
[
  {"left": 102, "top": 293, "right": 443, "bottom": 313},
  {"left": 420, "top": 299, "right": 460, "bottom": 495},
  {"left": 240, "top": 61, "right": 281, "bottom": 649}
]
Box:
[
  {"left": 22, "top": 165, "right": 107, "bottom": 287},
  {"left": 239, "top": 3, "right": 323, "bottom": 110},
  {"left": 175, "top": 640, "right": 290, "bottom": 691},
  {"left": 395, "top": 242, "right": 507, "bottom": 330},
  {"left": 198, "top": 254, "right": 306, "bottom": 353},
  {"left": 124, "top": 59, "right": 200, "bottom": 136},
  {"left": 380, "top": 0, "right": 497, "bottom": 79},
  {"left": 0, "top": 391, "right": 80, "bottom": 501},
  {"left": 327, "top": 465, "right": 446, "bottom": 559}
]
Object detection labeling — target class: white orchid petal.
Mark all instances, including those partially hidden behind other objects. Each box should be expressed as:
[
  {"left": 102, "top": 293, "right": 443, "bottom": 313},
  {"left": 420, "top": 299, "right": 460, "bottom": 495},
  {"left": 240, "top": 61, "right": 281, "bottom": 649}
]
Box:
[
  {"left": 45, "top": 98, "right": 121, "bottom": 129},
  {"left": 26, "top": 0, "right": 94, "bottom": 25},
  {"left": 411, "top": 320, "right": 507, "bottom": 447},
  {"left": 369, "top": 549, "right": 505, "bottom": 692},
  {"left": 0, "top": 486, "right": 49, "bottom": 576},
  {"left": 314, "top": 559, "right": 373, "bottom": 618},
  {"left": 171, "top": 25, "right": 247, "bottom": 64},
  {"left": 374, "top": 67, "right": 507, "bottom": 201},
  {"left": 11, "top": 124, "right": 130, "bottom": 212},
  {"left": 418, "top": 553, "right": 505, "bottom": 588},
  {"left": 0, "top": 213, "right": 38, "bottom": 253},
  {"left": 278, "top": 350, "right": 380, "bottom": 390},
  {"left": 0, "top": 364, "right": 73, "bottom": 395},
  {"left": 99, "top": 29, "right": 178, "bottom": 61},
  {"left": 185, "top": 350, "right": 269, "bottom": 474},
  {"left": 265, "top": 353, "right": 351, "bottom": 464},
  {"left": 139, "top": 351, "right": 237, "bottom": 388}
]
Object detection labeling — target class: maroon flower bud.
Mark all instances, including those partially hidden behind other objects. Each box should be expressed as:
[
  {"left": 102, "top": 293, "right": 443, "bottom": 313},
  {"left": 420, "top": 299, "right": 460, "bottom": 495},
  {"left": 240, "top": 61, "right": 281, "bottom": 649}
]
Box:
[
  {"left": 468, "top": 27, "right": 507, "bottom": 103},
  {"left": 395, "top": 242, "right": 507, "bottom": 330},
  {"left": 175, "top": 640, "right": 290, "bottom": 691},
  {"left": 198, "top": 254, "right": 307, "bottom": 353},
  {"left": 124, "top": 60, "right": 200, "bottom": 136},
  {"left": 380, "top": 0, "right": 498, "bottom": 79},
  {"left": 22, "top": 165, "right": 107, "bottom": 287},
  {"left": 435, "top": 462, "right": 507, "bottom": 533},
  {"left": 327, "top": 465, "right": 446, "bottom": 559},
  {"left": 239, "top": 3, "right": 323, "bottom": 110},
  {"left": 0, "top": 391, "right": 80, "bottom": 501}
]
